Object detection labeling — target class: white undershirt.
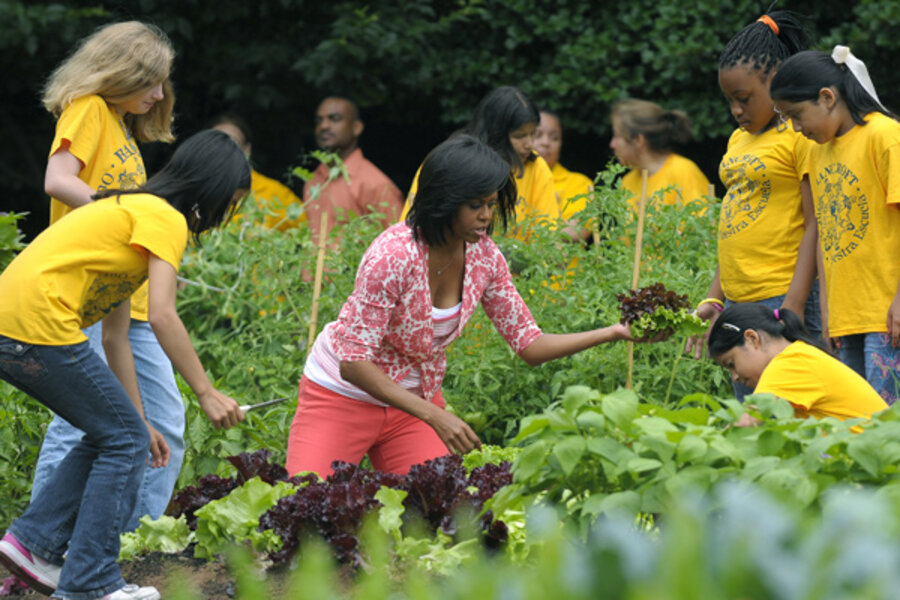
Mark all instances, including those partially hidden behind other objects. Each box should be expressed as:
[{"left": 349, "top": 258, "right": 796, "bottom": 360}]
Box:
[{"left": 304, "top": 302, "right": 462, "bottom": 405}]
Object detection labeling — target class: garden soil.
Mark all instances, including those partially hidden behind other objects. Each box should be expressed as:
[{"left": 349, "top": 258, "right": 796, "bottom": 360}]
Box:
[{"left": 0, "top": 552, "right": 255, "bottom": 599}]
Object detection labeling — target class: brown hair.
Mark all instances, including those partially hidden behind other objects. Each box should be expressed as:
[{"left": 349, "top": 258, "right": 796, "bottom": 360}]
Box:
[{"left": 611, "top": 99, "right": 692, "bottom": 153}]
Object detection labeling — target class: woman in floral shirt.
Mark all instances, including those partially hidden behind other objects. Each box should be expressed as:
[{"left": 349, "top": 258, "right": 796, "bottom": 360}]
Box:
[{"left": 286, "top": 135, "right": 643, "bottom": 476}]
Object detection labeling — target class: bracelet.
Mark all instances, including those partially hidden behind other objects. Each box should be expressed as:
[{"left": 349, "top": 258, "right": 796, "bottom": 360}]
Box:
[{"left": 697, "top": 298, "right": 725, "bottom": 312}]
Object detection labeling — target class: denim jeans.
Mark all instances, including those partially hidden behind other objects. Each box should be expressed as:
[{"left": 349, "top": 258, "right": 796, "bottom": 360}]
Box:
[
  {"left": 725, "top": 282, "right": 822, "bottom": 402},
  {"left": 0, "top": 335, "right": 147, "bottom": 599},
  {"left": 31, "top": 320, "right": 185, "bottom": 531},
  {"left": 838, "top": 333, "right": 900, "bottom": 405}
]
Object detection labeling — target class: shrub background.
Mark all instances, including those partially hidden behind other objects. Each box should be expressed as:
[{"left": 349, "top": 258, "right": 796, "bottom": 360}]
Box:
[{"left": 3, "top": 0, "right": 897, "bottom": 241}]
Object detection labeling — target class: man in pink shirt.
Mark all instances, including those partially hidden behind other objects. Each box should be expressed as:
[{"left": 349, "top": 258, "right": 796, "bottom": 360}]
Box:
[{"left": 304, "top": 97, "right": 404, "bottom": 244}]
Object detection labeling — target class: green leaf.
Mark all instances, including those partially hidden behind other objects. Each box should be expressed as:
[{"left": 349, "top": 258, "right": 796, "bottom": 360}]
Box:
[
  {"left": 627, "top": 457, "right": 663, "bottom": 475},
  {"left": 374, "top": 486, "right": 408, "bottom": 540},
  {"left": 552, "top": 436, "right": 586, "bottom": 476},
  {"left": 742, "top": 456, "right": 782, "bottom": 481},
  {"left": 512, "top": 415, "right": 550, "bottom": 443},
  {"left": 586, "top": 437, "right": 628, "bottom": 463},
  {"left": 757, "top": 468, "right": 818, "bottom": 507},
  {"left": 581, "top": 490, "right": 640, "bottom": 517},
  {"left": 847, "top": 436, "right": 883, "bottom": 477},
  {"left": 676, "top": 435, "right": 708, "bottom": 464},
  {"left": 193, "top": 478, "right": 296, "bottom": 559},
  {"left": 635, "top": 416, "right": 678, "bottom": 435},
  {"left": 757, "top": 429, "right": 786, "bottom": 455},
  {"left": 119, "top": 515, "right": 193, "bottom": 560},
  {"left": 639, "top": 436, "right": 676, "bottom": 463},
  {"left": 561, "top": 385, "right": 601, "bottom": 414},
  {"left": 575, "top": 409, "right": 606, "bottom": 431},
  {"left": 513, "top": 442, "right": 548, "bottom": 482},
  {"left": 602, "top": 388, "right": 639, "bottom": 428}
]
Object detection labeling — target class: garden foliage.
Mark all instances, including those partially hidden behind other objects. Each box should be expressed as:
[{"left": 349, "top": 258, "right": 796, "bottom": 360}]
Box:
[
  {"left": 491, "top": 384, "right": 900, "bottom": 536},
  {"left": 166, "top": 481, "right": 900, "bottom": 600}
]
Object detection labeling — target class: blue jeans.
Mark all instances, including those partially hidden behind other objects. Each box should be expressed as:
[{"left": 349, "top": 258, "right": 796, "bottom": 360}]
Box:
[
  {"left": 725, "top": 282, "right": 822, "bottom": 402},
  {"left": 838, "top": 333, "right": 900, "bottom": 405},
  {"left": 31, "top": 321, "right": 185, "bottom": 531},
  {"left": 0, "top": 335, "right": 147, "bottom": 599}
]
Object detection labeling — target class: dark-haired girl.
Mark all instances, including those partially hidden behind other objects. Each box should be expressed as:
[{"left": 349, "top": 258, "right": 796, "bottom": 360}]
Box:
[
  {"left": 708, "top": 304, "right": 887, "bottom": 426},
  {"left": 287, "top": 135, "right": 651, "bottom": 478},
  {"left": 609, "top": 98, "right": 710, "bottom": 209},
  {"left": 0, "top": 130, "right": 248, "bottom": 600},
  {"left": 402, "top": 86, "right": 560, "bottom": 241},
  {"left": 771, "top": 46, "right": 900, "bottom": 405},
  {"left": 688, "top": 12, "right": 821, "bottom": 403}
]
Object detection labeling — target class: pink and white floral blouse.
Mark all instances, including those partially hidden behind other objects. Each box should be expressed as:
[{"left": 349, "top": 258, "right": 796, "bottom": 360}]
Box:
[{"left": 327, "top": 222, "right": 543, "bottom": 400}]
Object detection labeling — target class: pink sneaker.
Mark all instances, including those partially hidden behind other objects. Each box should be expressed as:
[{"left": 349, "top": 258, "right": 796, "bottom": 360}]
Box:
[
  {"left": 100, "top": 583, "right": 161, "bottom": 600},
  {"left": 0, "top": 532, "right": 61, "bottom": 595}
]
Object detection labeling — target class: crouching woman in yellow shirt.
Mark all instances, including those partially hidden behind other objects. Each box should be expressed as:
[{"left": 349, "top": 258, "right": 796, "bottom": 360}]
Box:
[
  {"left": 708, "top": 303, "right": 887, "bottom": 428},
  {"left": 0, "top": 130, "right": 248, "bottom": 600}
]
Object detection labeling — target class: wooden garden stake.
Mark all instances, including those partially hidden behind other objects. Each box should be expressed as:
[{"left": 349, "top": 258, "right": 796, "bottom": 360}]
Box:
[
  {"left": 708, "top": 182, "right": 715, "bottom": 200},
  {"left": 307, "top": 211, "right": 329, "bottom": 353},
  {"left": 626, "top": 169, "right": 649, "bottom": 389}
]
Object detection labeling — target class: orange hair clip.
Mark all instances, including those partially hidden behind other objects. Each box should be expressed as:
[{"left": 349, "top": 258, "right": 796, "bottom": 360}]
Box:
[{"left": 757, "top": 14, "right": 779, "bottom": 35}]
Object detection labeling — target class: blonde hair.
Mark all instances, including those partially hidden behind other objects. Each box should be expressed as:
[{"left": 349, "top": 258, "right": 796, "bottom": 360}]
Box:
[
  {"left": 611, "top": 99, "right": 692, "bottom": 153},
  {"left": 42, "top": 21, "right": 175, "bottom": 143}
]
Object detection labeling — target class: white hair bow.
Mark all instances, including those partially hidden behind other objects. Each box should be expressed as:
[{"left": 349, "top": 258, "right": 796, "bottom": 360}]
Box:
[{"left": 831, "top": 45, "right": 883, "bottom": 106}]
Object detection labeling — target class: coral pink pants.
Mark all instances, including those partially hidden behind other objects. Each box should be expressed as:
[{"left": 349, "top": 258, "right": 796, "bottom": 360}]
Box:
[{"left": 285, "top": 375, "right": 450, "bottom": 477}]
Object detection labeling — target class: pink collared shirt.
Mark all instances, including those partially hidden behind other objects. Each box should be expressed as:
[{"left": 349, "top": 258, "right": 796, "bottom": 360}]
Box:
[
  {"left": 303, "top": 148, "right": 403, "bottom": 244},
  {"left": 326, "top": 222, "right": 543, "bottom": 401}
]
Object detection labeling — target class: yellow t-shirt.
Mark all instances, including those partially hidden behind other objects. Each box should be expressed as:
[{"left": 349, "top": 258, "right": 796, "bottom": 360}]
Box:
[
  {"left": 622, "top": 153, "right": 710, "bottom": 210},
  {"left": 551, "top": 163, "right": 593, "bottom": 221},
  {"left": 401, "top": 153, "right": 561, "bottom": 241},
  {"left": 807, "top": 112, "right": 900, "bottom": 337},
  {"left": 755, "top": 341, "right": 888, "bottom": 424},
  {"left": 49, "top": 94, "right": 151, "bottom": 320},
  {"left": 234, "top": 169, "right": 307, "bottom": 231},
  {"left": 0, "top": 193, "right": 187, "bottom": 346},
  {"left": 717, "top": 125, "right": 811, "bottom": 302}
]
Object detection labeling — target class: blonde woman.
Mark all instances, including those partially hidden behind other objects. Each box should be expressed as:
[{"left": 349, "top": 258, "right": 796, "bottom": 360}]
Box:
[{"left": 31, "top": 21, "right": 189, "bottom": 538}]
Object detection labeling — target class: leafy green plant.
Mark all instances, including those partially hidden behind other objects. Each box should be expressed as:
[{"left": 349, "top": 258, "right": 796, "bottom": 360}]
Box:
[
  {"left": 0, "top": 212, "right": 25, "bottom": 271},
  {"left": 159, "top": 480, "right": 900, "bottom": 600},
  {"left": 491, "top": 383, "right": 900, "bottom": 536}
]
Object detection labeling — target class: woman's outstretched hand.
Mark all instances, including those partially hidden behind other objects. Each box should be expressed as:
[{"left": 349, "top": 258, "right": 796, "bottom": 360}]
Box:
[
  {"left": 425, "top": 405, "right": 482, "bottom": 455},
  {"left": 614, "top": 322, "right": 674, "bottom": 343}
]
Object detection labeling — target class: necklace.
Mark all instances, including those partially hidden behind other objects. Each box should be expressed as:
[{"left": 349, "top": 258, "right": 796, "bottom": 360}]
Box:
[{"left": 430, "top": 250, "right": 458, "bottom": 276}]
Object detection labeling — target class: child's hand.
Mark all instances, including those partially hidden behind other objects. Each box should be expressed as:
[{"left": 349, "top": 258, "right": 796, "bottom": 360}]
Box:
[
  {"left": 888, "top": 292, "right": 900, "bottom": 348},
  {"left": 198, "top": 389, "right": 246, "bottom": 429},
  {"left": 685, "top": 304, "right": 720, "bottom": 359},
  {"left": 735, "top": 413, "right": 761, "bottom": 428},
  {"left": 146, "top": 423, "right": 171, "bottom": 468}
]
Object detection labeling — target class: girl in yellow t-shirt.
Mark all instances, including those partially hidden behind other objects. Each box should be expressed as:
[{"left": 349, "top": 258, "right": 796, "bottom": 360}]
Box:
[
  {"left": 211, "top": 112, "right": 306, "bottom": 231},
  {"left": 402, "top": 86, "right": 560, "bottom": 242},
  {"left": 687, "top": 12, "right": 821, "bottom": 404},
  {"left": 535, "top": 110, "right": 594, "bottom": 242},
  {"left": 708, "top": 303, "right": 887, "bottom": 427},
  {"left": 609, "top": 99, "right": 710, "bottom": 210},
  {"left": 0, "top": 131, "right": 250, "bottom": 600},
  {"left": 771, "top": 46, "right": 900, "bottom": 405},
  {"left": 33, "top": 21, "right": 187, "bottom": 534}
]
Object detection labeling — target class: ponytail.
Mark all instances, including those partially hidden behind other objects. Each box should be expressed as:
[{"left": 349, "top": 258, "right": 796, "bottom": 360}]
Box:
[
  {"left": 770, "top": 50, "right": 897, "bottom": 125},
  {"left": 708, "top": 303, "right": 823, "bottom": 358},
  {"left": 719, "top": 10, "right": 811, "bottom": 75},
  {"left": 611, "top": 99, "right": 693, "bottom": 153}
]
